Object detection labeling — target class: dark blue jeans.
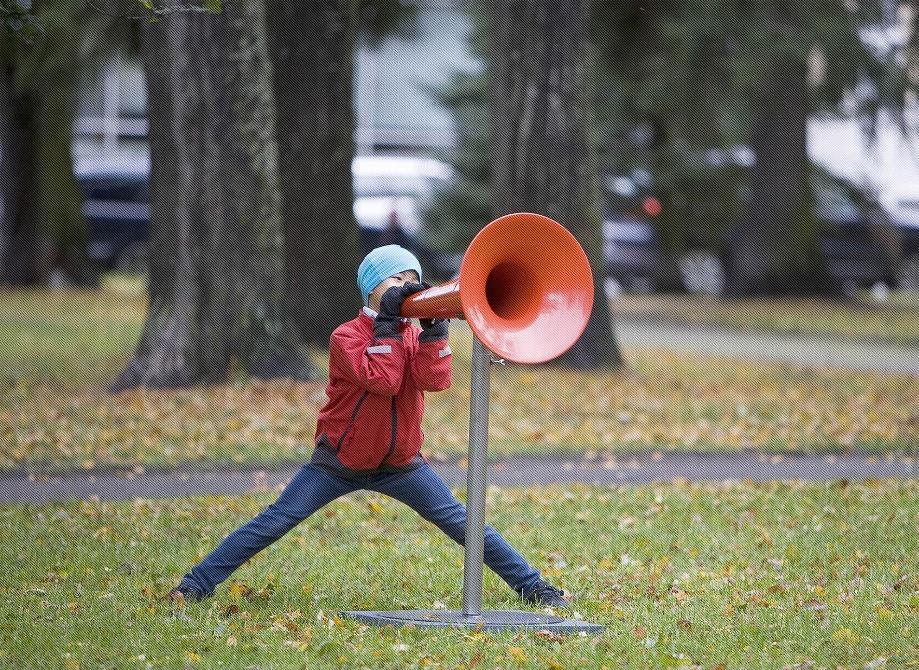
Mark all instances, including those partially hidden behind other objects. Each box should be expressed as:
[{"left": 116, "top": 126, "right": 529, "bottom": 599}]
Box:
[{"left": 180, "top": 463, "right": 542, "bottom": 598}]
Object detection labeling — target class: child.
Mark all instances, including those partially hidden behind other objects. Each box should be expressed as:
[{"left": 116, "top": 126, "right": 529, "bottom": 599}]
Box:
[{"left": 168, "top": 245, "right": 570, "bottom": 608}]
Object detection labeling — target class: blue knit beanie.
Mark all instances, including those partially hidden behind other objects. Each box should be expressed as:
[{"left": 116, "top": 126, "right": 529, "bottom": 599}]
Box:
[{"left": 357, "top": 245, "right": 423, "bottom": 306}]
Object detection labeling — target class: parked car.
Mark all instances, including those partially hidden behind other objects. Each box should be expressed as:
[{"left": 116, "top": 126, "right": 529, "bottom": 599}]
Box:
[
  {"left": 75, "top": 157, "right": 151, "bottom": 275},
  {"left": 351, "top": 155, "right": 460, "bottom": 279},
  {"left": 601, "top": 172, "right": 673, "bottom": 294},
  {"left": 601, "top": 167, "right": 919, "bottom": 296},
  {"left": 75, "top": 154, "right": 459, "bottom": 279}
]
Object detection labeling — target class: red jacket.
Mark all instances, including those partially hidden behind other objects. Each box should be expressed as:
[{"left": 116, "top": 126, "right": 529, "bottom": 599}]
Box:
[{"left": 314, "top": 308, "right": 452, "bottom": 471}]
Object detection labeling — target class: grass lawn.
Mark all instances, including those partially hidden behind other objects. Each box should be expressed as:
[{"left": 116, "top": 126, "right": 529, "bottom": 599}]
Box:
[
  {"left": 1, "top": 480, "right": 917, "bottom": 669},
  {"left": 612, "top": 293, "right": 919, "bottom": 347},
  {"left": 1, "top": 288, "right": 917, "bottom": 473}
]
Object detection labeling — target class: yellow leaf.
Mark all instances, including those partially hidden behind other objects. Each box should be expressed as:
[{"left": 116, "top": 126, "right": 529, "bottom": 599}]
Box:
[
  {"left": 228, "top": 580, "right": 251, "bottom": 598},
  {"left": 507, "top": 646, "right": 526, "bottom": 663},
  {"left": 184, "top": 650, "right": 201, "bottom": 663},
  {"left": 519, "top": 372, "right": 537, "bottom": 386},
  {"left": 831, "top": 627, "right": 858, "bottom": 644}
]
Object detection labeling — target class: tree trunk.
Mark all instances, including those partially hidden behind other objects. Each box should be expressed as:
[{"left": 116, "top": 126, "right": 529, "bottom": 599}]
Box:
[
  {"left": 0, "top": 1, "right": 90, "bottom": 287},
  {"left": 38, "top": 75, "right": 89, "bottom": 284},
  {"left": 111, "top": 2, "right": 317, "bottom": 391},
  {"left": 0, "top": 65, "right": 47, "bottom": 285},
  {"left": 266, "top": 0, "right": 361, "bottom": 346},
  {"left": 487, "top": 0, "right": 622, "bottom": 369},
  {"left": 733, "top": 9, "right": 825, "bottom": 295}
]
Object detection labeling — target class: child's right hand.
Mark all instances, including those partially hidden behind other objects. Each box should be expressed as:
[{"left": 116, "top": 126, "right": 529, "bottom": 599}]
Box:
[
  {"left": 375, "top": 283, "right": 425, "bottom": 340},
  {"left": 378, "top": 283, "right": 425, "bottom": 318}
]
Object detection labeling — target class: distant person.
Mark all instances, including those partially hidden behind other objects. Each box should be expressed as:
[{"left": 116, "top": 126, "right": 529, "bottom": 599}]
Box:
[
  {"left": 378, "top": 202, "right": 412, "bottom": 248},
  {"left": 168, "top": 245, "right": 571, "bottom": 609}
]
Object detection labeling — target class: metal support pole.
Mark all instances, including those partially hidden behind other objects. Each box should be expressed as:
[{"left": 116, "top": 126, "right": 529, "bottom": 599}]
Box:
[
  {"left": 342, "top": 333, "right": 603, "bottom": 633},
  {"left": 461, "top": 335, "right": 491, "bottom": 616}
]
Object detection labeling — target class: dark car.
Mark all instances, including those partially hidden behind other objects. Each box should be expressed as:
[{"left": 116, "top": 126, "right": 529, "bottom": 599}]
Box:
[
  {"left": 601, "top": 172, "right": 672, "bottom": 293},
  {"left": 809, "top": 170, "right": 918, "bottom": 294},
  {"left": 75, "top": 158, "right": 151, "bottom": 274},
  {"left": 601, "top": 167, "right": 919, "bottom": 296}
]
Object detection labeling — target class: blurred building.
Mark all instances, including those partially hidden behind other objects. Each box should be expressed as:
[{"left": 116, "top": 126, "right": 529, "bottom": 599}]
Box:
[{"left": 73, "top": 0, "right": 477, "bottom": 162}]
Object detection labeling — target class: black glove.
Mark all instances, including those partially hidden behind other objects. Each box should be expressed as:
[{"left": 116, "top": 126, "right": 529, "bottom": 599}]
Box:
[
  {"left": 375, "top": 282, "right": 426, "bottom": 339},
  {"left": 419, "top": 317, "right": 449, "bottom": 342},
  {"left": 403, "top": 281, "right": 449, "bottom": 341}
]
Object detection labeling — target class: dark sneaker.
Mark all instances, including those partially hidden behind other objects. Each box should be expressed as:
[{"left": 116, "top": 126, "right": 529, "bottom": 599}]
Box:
[
  {"left": 167, "top": 584, "right": 205, "bottom": 604},
  {"left": 521, "top": 580, "right": 571, "bottom": 608}
]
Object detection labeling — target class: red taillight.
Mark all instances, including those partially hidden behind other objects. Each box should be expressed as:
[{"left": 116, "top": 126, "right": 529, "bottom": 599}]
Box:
[{"left": 642, "top": 196, "right": 662, "bottom": 217}]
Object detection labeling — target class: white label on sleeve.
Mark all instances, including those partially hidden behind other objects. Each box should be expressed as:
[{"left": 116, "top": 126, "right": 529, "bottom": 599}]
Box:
[
  {"left": 438, "top": 346, "right": 452, "bottom": 358},
  {"left": 367, "top": 344, "right": 393, "bottom": 354}
]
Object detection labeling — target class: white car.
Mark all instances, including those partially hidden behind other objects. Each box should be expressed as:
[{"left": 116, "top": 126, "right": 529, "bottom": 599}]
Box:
[{"left": 351, "top": 155, "right": 460, "bottom": 278}]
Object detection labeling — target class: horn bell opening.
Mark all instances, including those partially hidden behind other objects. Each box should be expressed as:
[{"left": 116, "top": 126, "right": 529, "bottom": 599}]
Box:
[{"left": 460, "top": 212, "right": 594, "bottom": 364}]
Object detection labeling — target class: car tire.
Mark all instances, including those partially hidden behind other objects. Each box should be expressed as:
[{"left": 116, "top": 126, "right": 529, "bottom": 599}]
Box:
[
  {"left": 678, "top": 249, "right": 726, "bottom": 296},
  {"left": 116, "top": 242, "right": 149, "bottom": 276},
  {"left": 898, "top": 252, "right": 919, "bottom": 294}
]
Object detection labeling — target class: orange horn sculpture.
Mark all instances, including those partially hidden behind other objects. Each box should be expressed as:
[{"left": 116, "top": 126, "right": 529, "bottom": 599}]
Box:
[{"left": 401, "top": 212, "right": 594, "bottom": 364}]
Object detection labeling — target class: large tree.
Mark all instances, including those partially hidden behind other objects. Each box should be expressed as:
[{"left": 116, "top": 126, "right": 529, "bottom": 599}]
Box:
[
  {"left": 267, "top": 0, "right": 416, "bottom": 346},
  {"left": 111, "top": 1, "right": 316, "bottom": 390},
  {"left": 0, "top": 0, "right": 91, "bottom": 286},
  {"left": 487, "top": 0, "right": 622, "bottom": 369},
  {"left": 592, "top": 0, "right": 903, "bottom": 296},
  {"left": 266, "top": 0, "right": 360, "bottom": 346}
]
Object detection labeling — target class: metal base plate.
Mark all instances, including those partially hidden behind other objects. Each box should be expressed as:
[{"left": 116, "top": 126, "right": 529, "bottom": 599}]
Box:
[{"left": 342, "top": 609, "right": 604, "bottom": 633}]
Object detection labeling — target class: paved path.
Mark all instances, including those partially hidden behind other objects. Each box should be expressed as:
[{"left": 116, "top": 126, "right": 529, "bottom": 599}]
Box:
[
  {"left": 615, "top": 317, "right": 918, "bottom": 376},
  {"left": 1, "top": 452, "right": 916, "bottom": 503}
]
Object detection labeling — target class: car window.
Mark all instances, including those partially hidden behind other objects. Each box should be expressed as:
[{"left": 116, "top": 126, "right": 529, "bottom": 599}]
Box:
[
  {"left": 813, "top": 177, "right": 860, "bottom": 221},
  {"left": 80, "top": 176, "right": 149, "bottom": 202}
]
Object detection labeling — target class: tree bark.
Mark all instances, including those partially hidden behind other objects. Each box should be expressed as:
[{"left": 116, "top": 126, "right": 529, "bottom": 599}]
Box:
[
  {"left": 733, "top": 53, "right": 823, "bottom": 294},
  {"left": 112, "top": 1, "right": 317, "bottom": 391},
  {"left": 0, "top": 64, "right": 45, "bottom": 285},
  {"left": 266, "top": 0, "right": 362, "bottom": 346},
  {"left": 0, "top": 1, "right": 90, "bottom": 287},
  {"left": 487, "top": 0, "right": 622, "bottom": 369},
  {"left": 733, "top": 2, "right": 825, "bottom": 295}
]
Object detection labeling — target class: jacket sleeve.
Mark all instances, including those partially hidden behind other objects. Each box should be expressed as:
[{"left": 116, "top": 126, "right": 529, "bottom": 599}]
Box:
[
  {"left": 330, "top": 328, "right": 406, "bottom": 396},
  {"left": 410, "top": 333, "right": 452, "bottom": 392}
]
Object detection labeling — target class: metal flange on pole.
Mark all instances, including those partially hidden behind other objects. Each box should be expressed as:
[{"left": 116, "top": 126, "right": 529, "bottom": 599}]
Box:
[{"left": 343, "top": 336, "right": 604, "bottom": 633}]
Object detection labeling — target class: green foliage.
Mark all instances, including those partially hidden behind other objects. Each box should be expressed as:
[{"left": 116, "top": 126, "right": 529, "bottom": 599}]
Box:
[
  {"left": 424, "top": 67, "right": 492, "bottom": 251},
  {"left": 0, "top": 0, "right": 43, "bottom": 42},
  {"left": 591, "top": 0, "right": 878, "bottom": 255},
  {"left": 422, "top": 6, "right": 490, "bottom": 252}
]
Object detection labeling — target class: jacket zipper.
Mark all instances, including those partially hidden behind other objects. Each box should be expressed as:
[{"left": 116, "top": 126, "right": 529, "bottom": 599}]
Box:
[
  {"left": 381, "top": 396, "right": 398, "bottom": 465},
  {"left": 336, "top": 391, "right": 369, "bottom": 452}
]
